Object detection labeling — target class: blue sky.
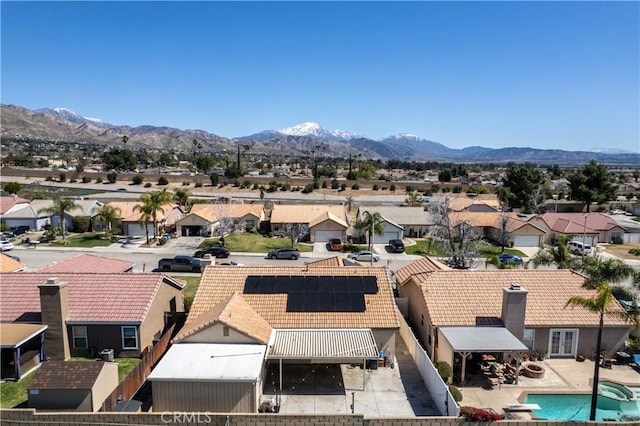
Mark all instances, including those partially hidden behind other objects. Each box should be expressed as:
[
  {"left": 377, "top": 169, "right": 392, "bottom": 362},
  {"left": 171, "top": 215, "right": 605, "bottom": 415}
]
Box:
[{"left": 2, "top": 1, "right": 639, "bottom": 152}]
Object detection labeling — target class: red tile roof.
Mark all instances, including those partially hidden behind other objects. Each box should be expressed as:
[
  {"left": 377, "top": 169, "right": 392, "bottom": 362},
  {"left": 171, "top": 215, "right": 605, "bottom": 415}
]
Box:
[
  {"left": 395, "top": 256, "right": 450, "bottom": 285},
  {"left": 38, "top": 254, "right": 135, "bottom": 274},
  {"left": 536, "top": 212, "right": 624, "bottom": 233},
  {"left": 0, "top": 195, "right": 29, "bottom": 215},
  {"left": 0, "top": 253, "right": 26, "bottom": 273},
  {"left": 409, "top": 269, "right": 629, "bottom": 328},
  {"left": 0, "top": 273, "right": 185, "bottom": 324}
]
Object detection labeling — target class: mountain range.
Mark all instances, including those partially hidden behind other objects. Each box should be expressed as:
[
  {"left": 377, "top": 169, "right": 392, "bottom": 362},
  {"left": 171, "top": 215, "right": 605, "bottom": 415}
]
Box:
[{"left": 1, "top": 104, "right": 638, "bottom": 165}]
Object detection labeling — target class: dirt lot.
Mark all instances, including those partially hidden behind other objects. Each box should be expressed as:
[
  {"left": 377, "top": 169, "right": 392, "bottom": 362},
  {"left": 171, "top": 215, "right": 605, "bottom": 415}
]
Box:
[{"left": 600, "top": 243, "right": 640, "bottom": 260}]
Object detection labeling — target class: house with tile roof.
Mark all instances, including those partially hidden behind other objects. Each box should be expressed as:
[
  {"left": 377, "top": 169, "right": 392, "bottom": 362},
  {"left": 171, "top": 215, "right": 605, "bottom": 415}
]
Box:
[
  {"left": 445, "top": 196, "right": 500, "bottom": 213},
  {"left": 357, "top": 206, "right": 435, "bottom": 239},
  {"left": 0, "top": 273, "right": 185, "bottom": 359},
  {"left": 148, "top": 264, "right": 400, "bottom": 413},
  {"left": 0, "top": 253, "right": 27, "bottom": 272},
  {"left": 28, "top": 361, "right": 118, "bottom": 411},
  {"left": 97, "top": 201, "right": 182, "bottom": 237},
  {"left": 530, "top": 212, "right": 627, "bottom": 245},
  {"left": 175, "top": 203, "right": 264, "bottom": 237},
  {"left": 354, "top": 207, "right": 405, "bottom": 242},
  {"left": 37, "top": 253, "right": 135, "bottom": 274},
  {"left": 0, "top": 195, "right": 30, "bottom": 216},
  {"left": 463, "top": 212, "right": 546, "bottom": 248},
  {"left": 1, "top": 199, "right": 104, "bottom": 233},
  {"left": 269, "top": 204, "right": 348, "bottom": 242},
  {"left": 396, "top": 262, "right": 631, "bottom": 382}
]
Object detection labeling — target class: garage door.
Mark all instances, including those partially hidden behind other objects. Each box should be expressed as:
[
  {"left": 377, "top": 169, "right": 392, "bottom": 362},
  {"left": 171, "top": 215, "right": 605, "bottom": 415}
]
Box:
[
  {"left": 379, "top": 232, "right": 401, "bottom": 242},
  {"left": 513, "top": 235, "right": 540, "bottom": 247},
  {"left": 314, "top": 230, "right": 343, "bottom": 242},
  {"left": 127, "top": 223, "right": 155, "bottom": 236}
]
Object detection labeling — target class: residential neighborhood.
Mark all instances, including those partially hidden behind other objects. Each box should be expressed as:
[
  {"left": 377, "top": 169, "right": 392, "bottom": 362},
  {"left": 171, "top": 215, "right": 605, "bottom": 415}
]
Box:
[{"left": 0, "top": 176, "right": 639, "bottom": 424}]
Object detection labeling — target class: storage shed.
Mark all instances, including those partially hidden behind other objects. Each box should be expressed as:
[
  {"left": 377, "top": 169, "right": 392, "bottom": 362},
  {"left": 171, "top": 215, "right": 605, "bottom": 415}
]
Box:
[{"left": 148, "top": 343, "right": 267, "bottom": 413}]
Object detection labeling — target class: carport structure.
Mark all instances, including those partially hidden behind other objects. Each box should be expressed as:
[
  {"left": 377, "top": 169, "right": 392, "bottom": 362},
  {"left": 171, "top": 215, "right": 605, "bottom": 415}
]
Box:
[
  {"left": 267, "top": 329, "right": 380, "bottom": 391},
  {"left": 438, "top": 327, "right": 528, "bottom": 384}
]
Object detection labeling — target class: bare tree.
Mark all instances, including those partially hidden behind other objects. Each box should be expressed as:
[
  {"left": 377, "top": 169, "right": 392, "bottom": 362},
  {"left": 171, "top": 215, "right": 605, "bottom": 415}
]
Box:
[
  {"left": 528, "top": 184, "right": 548, "bottom": 214},
  {"left": 496, "top": 211, "right": 512, "bottom": 253},
  {"left": 282, "top": 223, "right": 310, "bottom": 247},
  {"left": 428, "top": 198, "right": 482, "bottom": 269}
]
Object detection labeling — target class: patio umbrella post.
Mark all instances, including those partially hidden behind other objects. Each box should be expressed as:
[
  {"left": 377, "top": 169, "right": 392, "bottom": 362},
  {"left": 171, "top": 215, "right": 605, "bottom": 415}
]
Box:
[{"left": 459, "top": 351, "right": 471, "bottom": 384}]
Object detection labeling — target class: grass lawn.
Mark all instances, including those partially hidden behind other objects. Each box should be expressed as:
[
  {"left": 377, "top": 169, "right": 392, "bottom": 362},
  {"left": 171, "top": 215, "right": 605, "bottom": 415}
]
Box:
[
  {"left": 68, "top": 357, "right": 141, "bottom": 381},
  {"left": 0, "top": 369, "right": 38, "bottom": 408},
  {"left": 172, "top": 275, "right": 202, "bottom": 311},
  {"left": 49, "top": 232, "right": 113, "bottom": 248},
  {"left": 199, "top": 232, "right": 313, "bottom": 253},
  {"left": 405, "top": 239, "right": 526, "bottom": 258}
]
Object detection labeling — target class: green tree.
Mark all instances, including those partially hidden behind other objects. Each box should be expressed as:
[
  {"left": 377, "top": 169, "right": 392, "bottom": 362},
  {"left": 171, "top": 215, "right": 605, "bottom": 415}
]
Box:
[
  {"left": 133, "top": 202, "right": 153, "bottom": 244},
  {"left": 136, "top": 189, "right": 173, "bottom": 239},
  {"left": 498, "top": 163, "right": 547, "bottom": 211},
  {"left": 438, "top": 168, "right": 452, "bottom": 183},
  {"left": 344, "top": 196, "right": 354, "bottom": 214},
  {"left": 37, "top": 197, "right": 79, "bottom": 240},
  {"left": 71, "top": 216, "right": 91, "bottom": 233},
  {"left": 132, "top": 174, "right": 144, "bottom": 185},
  {"left": 405, "top": 191, "right": 422, "bottom": 207},
  {"left": 101, "top": 148, "right": 137, "bottom": 172},
  {"left": 93, "top": 204, "right": 122, "bottom": 238},
  {"left": 195, "top": 155, "right": 215, "bottom": 174},
  {"left": 209, "top": 172, "right": 219, "bottom": 186},
  {"left": 577, "top": 255, "right": 635, "bottom": 290},
  {"left": 530, "top": 236, "right": 578, "bottom": 270},
  {"left": 568, "top": 160, "right": 617, "bottom": 212},
  {"left": 4, "top": 182, "right": 21, "bottom": 195},
  {"left": 565, "top": 283, "right": 634, "bottom": 421},
  {"left": 355, "top": 210, "right": 384, "bottom": 251},
  {"left": 174, "top": 188, "right": 190, "bottom": 208}
]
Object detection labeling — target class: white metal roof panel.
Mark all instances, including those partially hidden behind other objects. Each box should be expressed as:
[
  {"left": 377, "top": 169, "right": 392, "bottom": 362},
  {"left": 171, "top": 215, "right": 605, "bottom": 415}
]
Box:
[
  {"left": 439, "top": 327, "right": 528, "bottom": 352},
  {"left": 147, "top": 343, "right": 266, "bottom": 382},
  {"left": 268, "top": 328, "right": 379, "bottom": 360}
]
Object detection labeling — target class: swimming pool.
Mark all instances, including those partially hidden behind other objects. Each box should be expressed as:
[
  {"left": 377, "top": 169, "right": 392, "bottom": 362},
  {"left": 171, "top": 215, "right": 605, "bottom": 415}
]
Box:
[{"left": 524, "top": 383, "right": 640, "bottom": 422}]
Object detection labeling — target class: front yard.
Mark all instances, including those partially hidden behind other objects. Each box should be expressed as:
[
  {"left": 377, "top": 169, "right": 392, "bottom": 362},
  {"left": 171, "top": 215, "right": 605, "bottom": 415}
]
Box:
[{"left": 199, "top": 231, "right": 313, "bottom": 253}]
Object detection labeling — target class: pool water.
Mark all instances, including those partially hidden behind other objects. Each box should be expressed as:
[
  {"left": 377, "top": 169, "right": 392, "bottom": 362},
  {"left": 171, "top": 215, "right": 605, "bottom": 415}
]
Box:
[{"left": 525, "top": 389, "right": 640, "bottom": 422}]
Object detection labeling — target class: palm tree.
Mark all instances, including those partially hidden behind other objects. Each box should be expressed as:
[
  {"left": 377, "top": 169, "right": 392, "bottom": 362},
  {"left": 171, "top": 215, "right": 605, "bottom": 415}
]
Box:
[
  {"left": 565, "top": 283, "right": 635, "bottom": 421},
  {"left": 38, "top": 197, "right": 79, "bottom": 240},
  {"left": 530, "top": 236, "right": 578, "bottom": 270},
  {"left": 173, "top": 188, "right": 190, "bottom": 209},
  {"left": 133, "top": 202, "right": 154, "bottom": 245},
  {"left": 355, "top": 210, "right": 384, "bottom": 251},
  {"left": 344, "top": 196, "right": 354, "bottom": 214},
  {"left": 137, "top": 189, "right": 174, "bottom": 239},
  {"left": 405, "top": 191, "right": 422, "bottom": 207},
  {"left": 93, "top": 204, "right": 122, "bottom": 238},
  {"left": 577, "top": 254, "right": 635, "bottom": 289}
]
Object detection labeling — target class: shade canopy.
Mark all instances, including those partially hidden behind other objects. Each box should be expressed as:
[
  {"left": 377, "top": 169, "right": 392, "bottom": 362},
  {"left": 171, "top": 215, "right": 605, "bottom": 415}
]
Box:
[
  {"left": 439, "top": 327, "right": 528, "bottom": 352},
  {"left": 267, "top": 328, "right": 379, "bottom": 361}
]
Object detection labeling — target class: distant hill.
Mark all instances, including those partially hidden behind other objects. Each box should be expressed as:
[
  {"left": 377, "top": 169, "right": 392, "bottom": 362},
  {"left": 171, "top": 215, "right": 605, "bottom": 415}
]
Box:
[{"left": 1, "top": 104, "right": 638, "bottom": 165}]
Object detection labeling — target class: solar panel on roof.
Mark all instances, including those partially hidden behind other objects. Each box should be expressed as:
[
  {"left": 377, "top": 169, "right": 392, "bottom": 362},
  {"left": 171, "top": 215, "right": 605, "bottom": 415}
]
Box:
[
  {"left": 306, "top": 276, "right": 320, "bottom": 292},
  {"left": 319, "top": 276, "right": 335, "bottom": 293},
  {"left": 318, "top": 292, "right": 335, "bottom": 311},
  {"left": 304, "top": 293, "right": 319, "bottom": 312},
  {"left": 349, "top": 293, "right": 366, "bottom": 311},
  {"left": 261, "top": 276, "right": 276, "bottom": 293},
  {"left": 287, "top": 292, "right": 305, "bottom": 312},
  {"left": 333, "top": 276, "right": 349, "bottom": 289},
  {"left": 244, "top": 276, "right": 262, "bottom": 293},
  {"left": 288, "top": 276, "right": 305, "bottom": 293},
  {"left": 334, "top": 293, "right": 351, "bottom": 311},
  {"left": 349, "top": 276, "right": 364, "bottom": 293},
  {"left": 362, "top": 276, "right": 378, "bottom": 293}
]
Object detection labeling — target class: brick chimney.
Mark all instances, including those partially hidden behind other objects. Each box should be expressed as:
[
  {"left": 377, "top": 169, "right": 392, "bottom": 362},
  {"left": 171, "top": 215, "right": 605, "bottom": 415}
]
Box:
[
  {"left": 38, "top": 278, "right": 70, "bottom": 360},
  {"left": 501, "top": 283, "right": 528, "bottom": 341}
]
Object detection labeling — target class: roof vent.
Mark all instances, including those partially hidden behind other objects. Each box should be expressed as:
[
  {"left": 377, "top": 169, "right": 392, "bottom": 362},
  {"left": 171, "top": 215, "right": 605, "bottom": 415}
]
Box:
[
  {"left": 509, "top": 283, "right": 521, "bottom": 290},
  {"left": 46, "top": 277, "right": 59, "bottom": 284}
]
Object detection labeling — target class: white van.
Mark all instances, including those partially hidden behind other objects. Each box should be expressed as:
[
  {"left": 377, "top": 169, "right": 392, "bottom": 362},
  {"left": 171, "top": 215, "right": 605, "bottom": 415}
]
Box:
[{"left": 568, "top": 240, "right": 592, "bottom": 255}]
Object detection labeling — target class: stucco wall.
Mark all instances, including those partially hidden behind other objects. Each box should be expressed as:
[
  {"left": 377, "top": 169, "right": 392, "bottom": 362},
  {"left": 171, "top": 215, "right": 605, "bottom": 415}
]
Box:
[
  {"left": 139, "top": 281, "right": 184, "bottom": 351},
  {"left": 90, "top": 362, "right": 119, "bottom": 412},
  {"left": 28, "top": 389, "right": 92, "bottom": 411},
  {"left": 152, "top": 380, "right": 258, "bottom": 413}
]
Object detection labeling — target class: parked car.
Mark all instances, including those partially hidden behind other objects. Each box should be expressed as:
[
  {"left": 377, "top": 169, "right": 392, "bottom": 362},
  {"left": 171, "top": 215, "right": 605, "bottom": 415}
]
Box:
[
  {"left": 568, "top": 240, "right": 592, "bottom": 255},
  {"left": 0, "top": 241, "right": 15, "bottom": 252},
  {"left": 194, "top": 246, "right": 230, "bottom": 258},
  {"left": 218, "top": 260, "right": 243, "bottom": 266},
  {"left": 157, "top": 255, "right": 202, "bottom": 273},
  {"left": 329, "top": 239, "right": 344, "bottom": 251},
  {"left": 388, "top": 239, "right": 405, "bottom": 253},
  {"left": 6, "top": 226, "right": 29, "bottom": 236},
  {"left": 267, "top": 247, "right": 300, "bottom": 260},
  {"left": 347, "top": 251, "right": 380, "bottom": 262},
  {"left": 498, "top": 254, "right": 523, "bottom": 263}
]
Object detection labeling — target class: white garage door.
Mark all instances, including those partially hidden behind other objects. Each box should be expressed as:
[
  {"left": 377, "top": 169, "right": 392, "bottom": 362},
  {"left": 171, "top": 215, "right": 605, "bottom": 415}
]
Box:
[
  {"left": 127, "top": 223, "right": 155, "bottom": 236},
  {"left": 379, "top": 232, "right": 401, "bottom": 242},
  {"left": 314, "top": 230, "right": 343, "bottom": 242},
  {"left": 513, "top": 235, "right": 540, "bottom": 247}
]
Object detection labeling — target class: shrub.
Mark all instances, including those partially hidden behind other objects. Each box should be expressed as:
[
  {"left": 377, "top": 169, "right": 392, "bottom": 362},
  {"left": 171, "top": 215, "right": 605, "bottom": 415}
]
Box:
[
  {"left": 58, "top": 173, "right": 67, "bottom": 182},
  {"left": 195, "top": 182, "right": 203, "bottom": 188},
  {"left": 405, "top": 185, "right": 414, "bottom": 192},
  {"left": 390, "top": 184, "right": 396, "bottom": 192},
  {"left": 448, "top": 385, "right": 463, "bottom": 403},
  {"left": 144, "top": 182, "right": 152, "bottom": 188},
  {"left": 351, "top": 183, "right": 360, "bottom": 190},
  {"left": 182, "top": 181, "right": 190, "bottom": 186},
  {"left": 460, "top": 406, "right": 502, "bottom": 422},
  {"left": 132, "top": 174, "right": 144, "bottom": 185},
  {"left": 106, "top": 172, "right": 118, "bottom": 183},
  {"left": 71, "top": 216, "right": 91, "bottom": 233},
  {"left": 82, "top": 176, "right": 91, "bottom": 183},
  {"left": 158, "top": 176, "right": 169, "bottom": 185},
  {"left": 95, "top": 177, "right": 103, "bottom": 184},
  {"left": 340, "top": 183, "right": 347, "bottom": 191},
  {"left": 434, "top": 361, "right": 453, "bottom": 381},
  {"left": 302, "top": 184, "right": 315, "bottom": 193},
  {"left": 628, "top": 248, "right": 640, "bottom": 256},
  {"left": 372, "top": 184, "right": 379, "bottom": 191},
  {"left": 209, "top": 172, "right": 219, "bottom": 186},
  {"left": 321, "top": 180, "right": 327, "bottom": 189},
  {"left": 331, "top": 179, "right": 339, "bottom": 190},
  {"left": 45, "top": 176, "right": 54, "bottom": 182}
]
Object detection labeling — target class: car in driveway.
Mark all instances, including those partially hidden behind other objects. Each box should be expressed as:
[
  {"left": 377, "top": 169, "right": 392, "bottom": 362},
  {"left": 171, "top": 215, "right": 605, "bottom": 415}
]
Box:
[
  {"left": 267, "top": 247, "right": 300, "bottom": 260},
  {"left": 347, "top": 251, "right": 380, "bottom": 262},
  {"left": 329, "top": 239, "right": 344, "bottom": 251},
  {"left": 0, "top": 241, "right": 15, "bottom": 252},
  {"left": 498, "top": 254, "right": 523, "bottom": 264},
  {"left": 194, "top": 246, "right": 230, "bottom": 258},
  {"left": 388, "top": 239, "right": 405, "bottom": 253}
]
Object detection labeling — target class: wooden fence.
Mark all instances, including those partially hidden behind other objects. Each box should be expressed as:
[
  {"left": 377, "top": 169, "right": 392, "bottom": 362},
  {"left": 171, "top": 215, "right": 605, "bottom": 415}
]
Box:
[{"left": 101, "top": 323, "right": 176, "bottom": 411}]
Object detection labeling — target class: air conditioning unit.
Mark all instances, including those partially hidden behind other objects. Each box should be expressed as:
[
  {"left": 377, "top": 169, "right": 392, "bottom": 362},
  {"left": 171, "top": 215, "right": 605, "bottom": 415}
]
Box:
[{"left": 100, "top": 348, "right": 114, "bottom": 362}]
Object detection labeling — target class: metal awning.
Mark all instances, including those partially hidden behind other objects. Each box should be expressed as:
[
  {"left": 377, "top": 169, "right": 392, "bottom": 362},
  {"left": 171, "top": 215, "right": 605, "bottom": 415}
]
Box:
[
  {"left": 439, "top": 327, "right": 528, "bottom": 352},
  {"left": 0, "top": 323, "right": 48, "bottom": 348},
  {"left": 267, "top": 329, "right": 379, "bottom": 361}
]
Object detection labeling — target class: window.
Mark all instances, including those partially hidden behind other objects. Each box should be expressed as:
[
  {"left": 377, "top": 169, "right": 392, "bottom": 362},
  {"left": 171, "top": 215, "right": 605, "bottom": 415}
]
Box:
[
  {"left": 523, "top": 328, "right": 535, "bottom": 349},
  {"left": 223, "top": 326, "right": 230, "bottom": 337},
  {"left": 72, "top": 326, "right": 87, "bottom": 349},
  {"left": 121, "top": 326, "right": 138, "bottom": 350}
]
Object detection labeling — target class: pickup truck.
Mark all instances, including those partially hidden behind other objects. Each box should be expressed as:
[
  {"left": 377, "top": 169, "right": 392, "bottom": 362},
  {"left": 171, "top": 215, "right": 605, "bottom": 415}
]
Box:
[{"left": 157, "top": 255, "right": 202, "bottom": 273}]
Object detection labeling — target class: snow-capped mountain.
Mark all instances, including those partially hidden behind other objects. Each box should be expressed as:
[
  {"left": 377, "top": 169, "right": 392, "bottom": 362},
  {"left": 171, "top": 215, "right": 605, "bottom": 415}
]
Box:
[
  {"left": 589, "top": 147, "right": 637, "bottom": 155},
  {"left": 279, "top": 122, "right": 362, "bottom": 142},
  {"left": 35, "top": 107, "right": 107, "bottom": 127}
]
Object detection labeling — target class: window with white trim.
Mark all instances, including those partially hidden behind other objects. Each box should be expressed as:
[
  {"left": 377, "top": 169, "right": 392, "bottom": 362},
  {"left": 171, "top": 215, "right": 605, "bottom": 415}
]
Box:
[
  {"left": 72, "top": 326, "right": 88, "bottom": 349},
  {"left": 121, "top": 326, "right": 138, "bottom": 350}
]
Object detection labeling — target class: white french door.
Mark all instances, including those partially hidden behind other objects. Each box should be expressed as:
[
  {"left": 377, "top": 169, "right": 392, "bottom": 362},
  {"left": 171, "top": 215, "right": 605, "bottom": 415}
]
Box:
[{"left": 549, "top": 329, "right": 578, "bottom": 358}]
